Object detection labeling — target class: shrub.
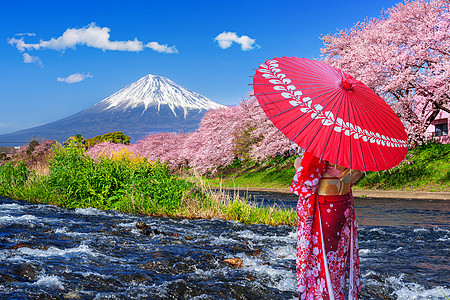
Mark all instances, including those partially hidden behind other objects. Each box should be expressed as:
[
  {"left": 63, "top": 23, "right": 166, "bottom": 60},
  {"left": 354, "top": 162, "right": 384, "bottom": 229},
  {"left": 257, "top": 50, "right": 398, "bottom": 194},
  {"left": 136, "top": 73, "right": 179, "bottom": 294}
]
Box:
[
  {"left": 85, "top": 131, "right": 131, "bottom": 148},
  {"left": 47, "top": 141, "right": 201, "bottom": 213}
]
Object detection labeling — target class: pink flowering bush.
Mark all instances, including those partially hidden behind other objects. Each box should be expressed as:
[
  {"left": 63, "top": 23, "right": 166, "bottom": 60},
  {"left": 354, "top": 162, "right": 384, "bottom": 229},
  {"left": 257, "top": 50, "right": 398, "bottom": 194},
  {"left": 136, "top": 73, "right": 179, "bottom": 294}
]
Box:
[
  {"left": 86, "top": 142, "right": 131, "bottom": 161},
  {"left": 14, "top": 140, "right": 56, "bottom": 168}
]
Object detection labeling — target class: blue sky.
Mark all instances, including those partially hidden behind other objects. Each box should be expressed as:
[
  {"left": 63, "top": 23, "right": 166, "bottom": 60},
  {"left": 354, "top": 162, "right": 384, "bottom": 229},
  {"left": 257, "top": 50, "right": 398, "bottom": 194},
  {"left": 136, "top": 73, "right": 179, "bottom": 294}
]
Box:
[{"left": 0, "top": 0, "right": 401, "bottom": 135}]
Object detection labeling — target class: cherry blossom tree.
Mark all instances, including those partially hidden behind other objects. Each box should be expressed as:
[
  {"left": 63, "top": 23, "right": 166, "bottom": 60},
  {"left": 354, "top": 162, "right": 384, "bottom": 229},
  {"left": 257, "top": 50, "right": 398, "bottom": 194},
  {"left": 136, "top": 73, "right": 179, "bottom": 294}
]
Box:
[
  {"left": 132, "top": 132, "right": 189, "bottom": 167},
  {"left": 14, "top": 139, "right": 56, "bottom": 168},
  {"left": 240, "top": 97, "right": 296, "bottom": 161},
  {"left": 87, "top": 99, "right": 296, "bottom": 174},
  {"left": 181, "top": 105, "right": 246, "bottom": 173},
  {"left": 321, "top": 0, "right": 450, "bottom": 143}
]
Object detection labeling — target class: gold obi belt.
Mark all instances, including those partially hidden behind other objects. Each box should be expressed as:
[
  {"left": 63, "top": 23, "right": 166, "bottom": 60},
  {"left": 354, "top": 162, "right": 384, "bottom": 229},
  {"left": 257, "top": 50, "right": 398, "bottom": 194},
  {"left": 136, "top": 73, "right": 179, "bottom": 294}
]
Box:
[{"left": 317, "top": 168, "right": 362, "bottom": 196}]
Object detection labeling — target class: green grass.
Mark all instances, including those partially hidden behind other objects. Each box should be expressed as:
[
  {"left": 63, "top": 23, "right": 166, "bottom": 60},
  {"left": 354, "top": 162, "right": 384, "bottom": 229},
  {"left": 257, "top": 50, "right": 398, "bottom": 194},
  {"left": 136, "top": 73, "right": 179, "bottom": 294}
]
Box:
[
  {"left": 225, "top": 197, "right": 297, "bottom": 225},
  {"left": 205, "top": 155, "right": 296, "bottom": 189},
  {"left": 192, "top": 178, "right": 297, "bottom": 226},
  {"left": 356, "top": 141, "right": 450, "bottom": 192}
]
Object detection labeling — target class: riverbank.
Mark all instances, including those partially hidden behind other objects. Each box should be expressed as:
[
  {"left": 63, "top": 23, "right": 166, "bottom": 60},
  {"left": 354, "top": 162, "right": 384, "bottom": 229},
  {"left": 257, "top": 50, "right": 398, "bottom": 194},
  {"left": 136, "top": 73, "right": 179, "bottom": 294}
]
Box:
[
  {"left": 206, "top": 141, "right": 450, "bottom": 193},
  {"left": 0, "top": 143, "right": 298, "bottom": 227},
  {"left": 2, "top": 138, "right": 449, "bottom": 230},
  {"left": 214, "top": 186, "right": 450, "bottom": 200}
]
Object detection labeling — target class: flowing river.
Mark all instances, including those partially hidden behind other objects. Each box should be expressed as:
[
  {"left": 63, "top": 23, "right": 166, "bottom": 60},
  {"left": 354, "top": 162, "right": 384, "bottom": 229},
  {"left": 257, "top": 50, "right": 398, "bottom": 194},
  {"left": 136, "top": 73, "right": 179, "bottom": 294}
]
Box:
[{"left": 0, "top": 193, "right": 449, "bottom": 299}]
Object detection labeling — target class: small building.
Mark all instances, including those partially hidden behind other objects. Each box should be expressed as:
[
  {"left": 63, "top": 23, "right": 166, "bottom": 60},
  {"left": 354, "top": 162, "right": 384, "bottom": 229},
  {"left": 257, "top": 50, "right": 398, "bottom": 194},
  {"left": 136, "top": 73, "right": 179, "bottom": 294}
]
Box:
[{"left": 424, "top": 111, "right": 449, "bottom": 144}]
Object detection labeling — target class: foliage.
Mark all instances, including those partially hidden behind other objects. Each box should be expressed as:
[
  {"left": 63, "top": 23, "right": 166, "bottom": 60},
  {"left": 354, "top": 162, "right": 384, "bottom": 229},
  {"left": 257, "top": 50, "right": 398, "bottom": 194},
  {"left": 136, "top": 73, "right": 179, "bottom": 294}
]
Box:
[
  {"left": 356, "top": 141, "right": 450, "bottom": 191},
  {"left": 204, "top": 155, "right": 297, "bottom": 189},
  {"left": 321, "top": 0, "right": 450, "bottom": 143},
  {"left": 47, "top": 142, "right": 194, "bottom": 213},
  {"left": 108, "top": 149, "right": 150, "bottom": 169},
  {"left": 0, "top": 161, "right": 55, "bottom": 204},
  {"left": 225, "top": 197, "right": 297, "bottom": 226},
  {"left": 85, "top": 131, "right": 131, "bottom": 148},
  {"left": 232, "top": 125, "right": 258, "bottom": 160},
  {"left": 64, "top": 134, "right": 86, "bottom": 147},
  {"left": 0, "top": 161, "right": 31, "bottom": 193},
  {"left": 189, "top": 177, "right": 298, "bottom": 226},
  {"left": 0, "top": 141, "right": 59, "bottom": 201}
]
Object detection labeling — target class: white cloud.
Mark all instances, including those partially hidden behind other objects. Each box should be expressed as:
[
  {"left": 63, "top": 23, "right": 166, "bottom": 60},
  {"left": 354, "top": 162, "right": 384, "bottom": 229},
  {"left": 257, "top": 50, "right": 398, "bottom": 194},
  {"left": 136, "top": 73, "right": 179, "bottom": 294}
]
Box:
[
  {"left": 15, "top": 32, "right": 36, "bottom": 37},
  {"left": 8, "top": 37, "right": 32, "bottom": 52},
  {"left": 8, "top": 23, "right": 179, "bottom": 67},
  {"left": 9, "top": 23, "right": 144, "bottom": 52},
  {"left": 22, "top": 53, "right": 43, "bottom": 67},
  {"left": 57, "top": 73, "right": 93, "bottom": 84},
  {"left": 145, "top": 42, "right": 178, "bottom": 54},
  {"left": 214, "top": 31, "right": 259, "bottom": 51}
]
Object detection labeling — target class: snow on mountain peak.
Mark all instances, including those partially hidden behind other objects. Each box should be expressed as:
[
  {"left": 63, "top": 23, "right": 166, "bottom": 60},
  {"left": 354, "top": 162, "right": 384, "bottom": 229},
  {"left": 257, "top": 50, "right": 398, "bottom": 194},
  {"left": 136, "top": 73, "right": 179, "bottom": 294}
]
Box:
[{"left": 97, "top": 74, "right": 224, "bottom": 117}]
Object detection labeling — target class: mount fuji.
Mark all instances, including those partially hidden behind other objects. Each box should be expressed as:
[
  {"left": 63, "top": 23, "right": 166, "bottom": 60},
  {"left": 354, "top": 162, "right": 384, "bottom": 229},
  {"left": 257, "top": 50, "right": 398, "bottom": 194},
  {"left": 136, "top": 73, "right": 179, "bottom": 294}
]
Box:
[{"left": 0, "top": 75, "right": 225, "bottom": 146}]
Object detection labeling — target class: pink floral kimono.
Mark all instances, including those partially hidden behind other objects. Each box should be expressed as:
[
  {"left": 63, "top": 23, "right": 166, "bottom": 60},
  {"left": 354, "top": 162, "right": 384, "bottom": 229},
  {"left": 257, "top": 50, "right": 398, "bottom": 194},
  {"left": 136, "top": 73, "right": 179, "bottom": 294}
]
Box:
[{"left": 290, "top": 152, "right": 362, "bottom": 300}]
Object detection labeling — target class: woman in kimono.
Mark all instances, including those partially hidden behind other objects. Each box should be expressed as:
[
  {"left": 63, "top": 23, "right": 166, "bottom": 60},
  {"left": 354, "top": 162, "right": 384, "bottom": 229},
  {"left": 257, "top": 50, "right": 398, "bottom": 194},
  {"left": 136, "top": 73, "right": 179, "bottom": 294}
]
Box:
[{"left": 291, "top": 152, "right": 362, "bottom": 300}]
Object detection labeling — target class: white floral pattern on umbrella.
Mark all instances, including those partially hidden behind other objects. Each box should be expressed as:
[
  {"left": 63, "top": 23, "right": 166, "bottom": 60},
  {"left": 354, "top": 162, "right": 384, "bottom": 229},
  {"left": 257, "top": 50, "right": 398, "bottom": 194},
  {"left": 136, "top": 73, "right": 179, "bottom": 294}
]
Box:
[{"left": 258, "top": 59, "right": 407, "bottom": 148}]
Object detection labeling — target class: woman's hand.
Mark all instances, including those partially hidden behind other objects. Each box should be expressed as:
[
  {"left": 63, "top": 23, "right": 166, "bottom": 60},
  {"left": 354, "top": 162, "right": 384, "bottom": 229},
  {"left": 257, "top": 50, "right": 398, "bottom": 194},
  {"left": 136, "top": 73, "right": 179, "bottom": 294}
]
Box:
[{"left": 294, "top": 156, "right": 302, "bottom": 169}]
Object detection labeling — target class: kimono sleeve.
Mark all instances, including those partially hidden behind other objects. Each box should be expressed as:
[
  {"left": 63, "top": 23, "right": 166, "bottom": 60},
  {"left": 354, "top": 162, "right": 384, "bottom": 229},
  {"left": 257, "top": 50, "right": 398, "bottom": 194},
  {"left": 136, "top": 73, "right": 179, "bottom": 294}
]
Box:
[{"left": 290, "top": 152, "right": 326, "bottom": 198}]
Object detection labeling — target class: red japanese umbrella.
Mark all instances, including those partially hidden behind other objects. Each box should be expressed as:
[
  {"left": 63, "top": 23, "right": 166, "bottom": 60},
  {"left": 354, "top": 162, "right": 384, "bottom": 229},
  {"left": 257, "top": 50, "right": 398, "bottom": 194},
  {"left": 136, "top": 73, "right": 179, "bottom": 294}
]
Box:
[{"left": 252, "top": 57, "right": 408, "bottom": 171}]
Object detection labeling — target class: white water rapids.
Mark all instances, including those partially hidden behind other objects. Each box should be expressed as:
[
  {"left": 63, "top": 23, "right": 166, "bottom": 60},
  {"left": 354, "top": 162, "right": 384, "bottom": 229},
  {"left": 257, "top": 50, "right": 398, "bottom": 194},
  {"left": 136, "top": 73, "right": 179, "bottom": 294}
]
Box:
[{"left": 0, "top": 194, "right": 449, "bottom": 299}]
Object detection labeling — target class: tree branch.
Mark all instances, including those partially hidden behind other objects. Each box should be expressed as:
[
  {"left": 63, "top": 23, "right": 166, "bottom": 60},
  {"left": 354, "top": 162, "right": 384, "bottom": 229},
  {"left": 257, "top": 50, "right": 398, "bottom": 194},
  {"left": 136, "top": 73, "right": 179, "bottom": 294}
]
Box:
[{"left": 434, "top": 102, "right": 450, "bottom": 114}]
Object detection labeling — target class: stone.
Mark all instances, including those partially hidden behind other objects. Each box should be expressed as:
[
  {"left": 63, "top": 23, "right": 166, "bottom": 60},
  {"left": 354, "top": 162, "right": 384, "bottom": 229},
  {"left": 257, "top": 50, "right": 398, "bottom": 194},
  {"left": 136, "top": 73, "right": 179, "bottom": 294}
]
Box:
[
  {"left": 6, "top": 243, "right": 33, "bottom": 250},
  {"left": 135, "top": 221, "right": 149, "bottom": 230},
  {"left": 223, "top": 258, "right": 243, "bottom": 269}
]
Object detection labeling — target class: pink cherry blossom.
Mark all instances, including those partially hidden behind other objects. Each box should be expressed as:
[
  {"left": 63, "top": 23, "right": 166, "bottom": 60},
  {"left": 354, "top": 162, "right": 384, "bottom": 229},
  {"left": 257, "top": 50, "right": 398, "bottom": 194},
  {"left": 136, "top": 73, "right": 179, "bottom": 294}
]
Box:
[
  {"left": 87, "top": 97, "right": 295, "bottom": 174},
  {"left": 321, "top": 0, "right": 450, "bottom": 144}
]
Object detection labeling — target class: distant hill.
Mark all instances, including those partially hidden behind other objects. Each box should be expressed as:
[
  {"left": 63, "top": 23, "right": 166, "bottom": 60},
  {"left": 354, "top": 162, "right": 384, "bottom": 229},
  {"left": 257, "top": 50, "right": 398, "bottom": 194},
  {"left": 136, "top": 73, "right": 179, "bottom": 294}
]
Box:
[{"left": 0, "top": 75, "right": 224, "bottom": 146}]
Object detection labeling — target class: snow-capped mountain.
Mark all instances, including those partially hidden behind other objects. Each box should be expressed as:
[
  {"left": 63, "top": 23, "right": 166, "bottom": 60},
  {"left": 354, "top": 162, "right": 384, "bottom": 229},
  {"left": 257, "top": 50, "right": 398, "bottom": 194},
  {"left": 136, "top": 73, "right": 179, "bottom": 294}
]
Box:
[
  {"left": 93, "top": 74, "right": 223, "bottom": 117},
  {"left": 0, "top": 75, "right": 225, "bottom": 146}
]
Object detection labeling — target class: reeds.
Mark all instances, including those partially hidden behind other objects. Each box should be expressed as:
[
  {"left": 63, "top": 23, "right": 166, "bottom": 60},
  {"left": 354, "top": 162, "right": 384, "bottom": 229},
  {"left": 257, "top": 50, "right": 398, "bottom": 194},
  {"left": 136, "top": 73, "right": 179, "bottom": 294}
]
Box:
[{"left": 190, "top": 175, "right": 297, "bottom": 226}]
